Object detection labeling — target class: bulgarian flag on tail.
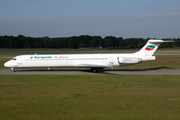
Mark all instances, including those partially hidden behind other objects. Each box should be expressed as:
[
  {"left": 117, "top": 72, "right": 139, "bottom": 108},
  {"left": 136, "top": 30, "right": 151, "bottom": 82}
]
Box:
[{"left": 145, "top": 45, "right": 155, "bottom": 51}]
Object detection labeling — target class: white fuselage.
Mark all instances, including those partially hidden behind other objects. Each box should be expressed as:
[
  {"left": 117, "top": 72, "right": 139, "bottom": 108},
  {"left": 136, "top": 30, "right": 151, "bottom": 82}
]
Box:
[{"left": 4, "top": 53, "right": 138, "bottom": 68}]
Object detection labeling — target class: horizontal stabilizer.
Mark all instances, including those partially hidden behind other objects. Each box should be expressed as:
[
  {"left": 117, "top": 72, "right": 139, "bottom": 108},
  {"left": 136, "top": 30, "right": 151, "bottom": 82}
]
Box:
[{"left": 148, "top": 40, "right": 174, "bottom": 43}]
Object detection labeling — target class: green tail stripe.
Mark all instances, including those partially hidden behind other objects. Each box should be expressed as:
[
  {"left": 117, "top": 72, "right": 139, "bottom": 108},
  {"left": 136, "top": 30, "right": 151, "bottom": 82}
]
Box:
[{"left": 147, "top": 45, "right": 155, "bottom": 49}]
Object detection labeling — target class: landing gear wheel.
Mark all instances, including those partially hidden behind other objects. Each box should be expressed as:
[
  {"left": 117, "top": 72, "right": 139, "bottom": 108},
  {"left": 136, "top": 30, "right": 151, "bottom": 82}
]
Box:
[
  {"left": 91, "top": 68, "right": 97, "bottom": 73},
  {"left": 11, "top": 68, "right": 15, "bottom": 72},
  {"left": 93, "top": 69, "right": 97, "bottom": 73}
]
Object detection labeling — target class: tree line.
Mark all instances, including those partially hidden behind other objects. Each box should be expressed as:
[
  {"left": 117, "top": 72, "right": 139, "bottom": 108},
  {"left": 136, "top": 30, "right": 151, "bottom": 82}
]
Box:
[{"left": 0, "top": 35, "right": 179, "bottom": 49}]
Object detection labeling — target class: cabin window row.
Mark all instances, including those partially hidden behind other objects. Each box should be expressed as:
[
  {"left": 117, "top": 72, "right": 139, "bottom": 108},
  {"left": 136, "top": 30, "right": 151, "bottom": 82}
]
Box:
[{"left": 23, "top": 58, "right": 108, "bottom": 61}]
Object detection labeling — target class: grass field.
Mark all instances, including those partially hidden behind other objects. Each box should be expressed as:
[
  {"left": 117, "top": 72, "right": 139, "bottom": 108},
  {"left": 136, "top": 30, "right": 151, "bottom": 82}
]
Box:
[
  {"left": 1, "top": 49, "right": 180, "bottom": 119},
  {"left": 1, "top": 48, "right": 180, "bottom": 54},
  {"left": 1, "top": 75, "right": 180, "bottom": 120}
]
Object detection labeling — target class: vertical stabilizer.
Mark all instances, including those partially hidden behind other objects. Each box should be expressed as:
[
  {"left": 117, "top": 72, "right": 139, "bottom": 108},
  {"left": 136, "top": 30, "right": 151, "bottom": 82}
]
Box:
[{"left": 135, "top": 40, "right": 166, "bottom": 57}]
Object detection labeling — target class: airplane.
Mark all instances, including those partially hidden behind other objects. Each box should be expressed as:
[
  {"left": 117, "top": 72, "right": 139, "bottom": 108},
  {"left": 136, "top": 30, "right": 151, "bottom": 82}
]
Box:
[{"left": 4, "top": 39, "right": 171, "bottom": 72}]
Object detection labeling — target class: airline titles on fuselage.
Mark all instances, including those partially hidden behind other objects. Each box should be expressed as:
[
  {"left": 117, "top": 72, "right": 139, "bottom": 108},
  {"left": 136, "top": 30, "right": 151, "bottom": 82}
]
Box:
[
  {"left": 30, "top": 56, "right": 69, "bottom": 59},
  {"left": 25, "top": 55, "right": 108, "bottom": 61}
]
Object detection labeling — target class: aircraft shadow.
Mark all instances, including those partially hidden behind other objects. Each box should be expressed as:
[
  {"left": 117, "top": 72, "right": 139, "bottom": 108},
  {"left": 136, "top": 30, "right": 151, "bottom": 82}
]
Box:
[
  {"left": 104, "top": 66, "right": 174, "bottom": 71},
  {"left": 97, "top": 66, "right": 174, "bottom": 75}
]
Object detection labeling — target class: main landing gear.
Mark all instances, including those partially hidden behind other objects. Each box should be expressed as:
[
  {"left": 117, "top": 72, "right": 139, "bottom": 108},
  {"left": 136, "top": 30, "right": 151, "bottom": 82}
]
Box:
[
  {"left": 91, "top": 68, "right": 97, "bottom": 73},
  {"left": 91, "top": 68, "right": 104, "bottom": 73}
]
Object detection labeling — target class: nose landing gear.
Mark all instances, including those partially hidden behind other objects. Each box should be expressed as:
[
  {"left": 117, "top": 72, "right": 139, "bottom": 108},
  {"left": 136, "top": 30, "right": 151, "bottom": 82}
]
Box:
[{"left": 11, "top": 68, "right": 15, "bottom": 72}]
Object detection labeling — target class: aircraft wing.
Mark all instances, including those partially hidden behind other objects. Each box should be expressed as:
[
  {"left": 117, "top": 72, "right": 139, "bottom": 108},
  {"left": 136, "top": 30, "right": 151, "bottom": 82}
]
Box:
[{"left": 76, "top": 63, "right": 108, "bottom": 67}]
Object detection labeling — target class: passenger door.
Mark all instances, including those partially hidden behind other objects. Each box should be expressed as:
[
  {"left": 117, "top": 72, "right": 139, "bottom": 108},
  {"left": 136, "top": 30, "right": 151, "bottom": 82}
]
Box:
[{"left": 17, "top": 57, "right": 22, "bottom": 66}]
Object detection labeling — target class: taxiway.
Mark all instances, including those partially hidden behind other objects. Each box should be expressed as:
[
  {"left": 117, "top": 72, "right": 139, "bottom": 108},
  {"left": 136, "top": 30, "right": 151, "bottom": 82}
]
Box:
[{"left": 0, "top": 69, "right": 180, "bottom": 75}]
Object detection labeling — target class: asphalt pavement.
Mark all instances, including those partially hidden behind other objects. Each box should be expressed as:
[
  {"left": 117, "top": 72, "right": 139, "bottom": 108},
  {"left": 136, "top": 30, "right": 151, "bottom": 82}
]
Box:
[{"left": 0, "top": 69, "right": 180, "bottom": 75}]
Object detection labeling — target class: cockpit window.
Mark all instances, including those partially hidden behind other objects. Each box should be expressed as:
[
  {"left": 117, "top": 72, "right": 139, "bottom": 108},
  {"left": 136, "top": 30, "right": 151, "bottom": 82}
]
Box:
[{"left": 12, "top": 57, "right": 16, "bottom": 60}]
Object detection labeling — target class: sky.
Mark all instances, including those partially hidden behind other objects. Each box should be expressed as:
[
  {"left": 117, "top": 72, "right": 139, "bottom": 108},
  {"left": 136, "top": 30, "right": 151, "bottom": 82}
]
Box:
[{"left": 0, "top": 0, "right": 180, "bottom": 39}]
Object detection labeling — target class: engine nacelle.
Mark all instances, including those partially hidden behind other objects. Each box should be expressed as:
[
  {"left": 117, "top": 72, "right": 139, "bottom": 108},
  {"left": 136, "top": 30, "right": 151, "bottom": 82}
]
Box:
[{"left": 118, "top": 57, "right": 142, "bottom": 64}]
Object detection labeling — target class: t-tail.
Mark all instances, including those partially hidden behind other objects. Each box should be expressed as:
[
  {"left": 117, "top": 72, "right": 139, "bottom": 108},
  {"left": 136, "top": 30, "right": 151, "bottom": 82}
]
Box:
[{"left": 134, "top": 39, "right": 172, "bottom": 61}]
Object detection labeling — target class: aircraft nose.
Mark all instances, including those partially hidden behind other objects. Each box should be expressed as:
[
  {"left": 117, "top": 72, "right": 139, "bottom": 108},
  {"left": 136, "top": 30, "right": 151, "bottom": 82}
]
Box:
[{"left": 4, "top": 62, "right": 11, "bottom": 67}]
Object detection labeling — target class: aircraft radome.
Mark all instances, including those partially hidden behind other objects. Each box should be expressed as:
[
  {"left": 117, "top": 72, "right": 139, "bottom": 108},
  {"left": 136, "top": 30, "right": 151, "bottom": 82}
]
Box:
[{"left": 4, "top": 40, "right": 171, "bottom": 72}]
